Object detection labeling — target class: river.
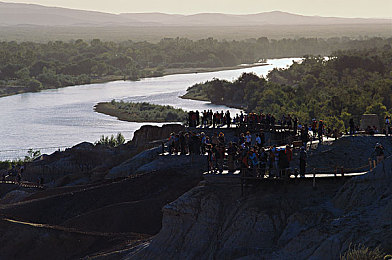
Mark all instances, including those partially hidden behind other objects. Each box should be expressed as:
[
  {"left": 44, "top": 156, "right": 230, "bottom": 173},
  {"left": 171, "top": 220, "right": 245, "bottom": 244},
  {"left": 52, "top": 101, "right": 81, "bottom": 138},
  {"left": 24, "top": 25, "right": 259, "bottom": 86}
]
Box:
[{"left": 0, "top": 58, "right": 301, "bottom": 160}]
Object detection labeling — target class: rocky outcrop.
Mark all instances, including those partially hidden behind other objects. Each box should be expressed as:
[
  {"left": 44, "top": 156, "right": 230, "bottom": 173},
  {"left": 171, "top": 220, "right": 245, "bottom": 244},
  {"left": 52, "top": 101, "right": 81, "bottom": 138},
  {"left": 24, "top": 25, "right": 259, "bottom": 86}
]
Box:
[
  {"left": 106, "top": 147, "right": 161, "bottom": 179},
  {"left": 129, "top": 124, "right": 185, "bottom": 150},
  {"left": 0, "top": 165, "right": 203, "bottom": 259},
  {"left": 305, "top": 135, "right": 392, "bottom": 171},
  {"left": 0, "top": 190, "right": 32, "bottom": 204},
  {"left": 134, "top": 155, "right": 207, "bottom": 175},
  {"left": 131, "top": 156, "right": 392, "bottom": 259},
  {"left": 22, "top": 142, "right": 126, "bottom": 185},
  {"left": 106, "top": 149, "right": 207, "bottom": 179}
]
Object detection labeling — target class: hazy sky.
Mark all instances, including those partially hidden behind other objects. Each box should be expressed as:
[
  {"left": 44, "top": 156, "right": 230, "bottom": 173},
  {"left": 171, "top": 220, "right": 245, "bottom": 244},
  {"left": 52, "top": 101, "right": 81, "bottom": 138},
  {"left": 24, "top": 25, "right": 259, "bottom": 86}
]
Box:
[{"left": 4, "top": 0, "right": 392, "bottom": 18}]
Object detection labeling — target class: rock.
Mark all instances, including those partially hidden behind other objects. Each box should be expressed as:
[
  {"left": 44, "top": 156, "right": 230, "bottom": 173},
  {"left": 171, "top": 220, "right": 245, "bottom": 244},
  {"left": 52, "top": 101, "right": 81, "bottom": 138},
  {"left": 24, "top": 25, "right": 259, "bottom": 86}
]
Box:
[
  {"left": 134, "top": 155, "right": 207, "bottom": 175},
  {"left": 106, "top": 147, "right": 161, "bottom": 179},
  {"left": 0, "top": 190, "right": 31, "bottom": 204},
  {"left": 304, "top": 135, "right": 392, "bottom": 171},
  {"left": 130, "top": 124, "right": 185, "bottom": 149},
  {"left": 309, "top": 235, "right": 341, "bottom": 260},
  {"left": 131, "top": 155, "right": 392, "bottom": 259}
]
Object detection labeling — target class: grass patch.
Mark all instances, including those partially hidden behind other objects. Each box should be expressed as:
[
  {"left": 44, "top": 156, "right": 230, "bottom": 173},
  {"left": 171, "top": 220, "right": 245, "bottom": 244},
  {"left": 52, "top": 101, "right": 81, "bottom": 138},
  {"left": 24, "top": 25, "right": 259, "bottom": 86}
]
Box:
[
  {"left": 340, "top": 244, "right": 390, "bottom": 260},
  {"left": 94, "top": 100, "right": 187, "bottom": 123}
]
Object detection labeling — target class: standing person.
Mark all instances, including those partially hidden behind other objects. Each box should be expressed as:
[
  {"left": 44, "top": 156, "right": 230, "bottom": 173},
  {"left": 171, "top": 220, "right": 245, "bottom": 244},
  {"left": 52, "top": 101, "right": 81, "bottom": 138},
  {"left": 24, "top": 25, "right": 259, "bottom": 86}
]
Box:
[
  {"left": 255, "top": 133, "right": 262, "bottom": 149},
  {"left": 374, "top": 143, "right": 385, "bottom": 164},
  {"left": 299, "top": 147, "right": 307, "bottom": 177},
  {"left": 318, "top": 120, "right": 324, "bottom": 143},
  {"left": 174, "top": 134, "right": 180, "bottom": 154},
  {"left": 278, "top": 147, "right": 289, "bottom": 178},
  {"left": 240, "top": 112, "right": 244, "bottom": 127},
  {"left": 225, "top": 110, "right": 231, "bottom": 128},
  {"left": 239, "top": 133, "right": 245, "bottom": 145},
  {"left": 191, "top": 111, "right": 197, "bottom": 127},
  {"left": 268, "top": 148, "right": 275, "bottom": 177},
  {"left": 185, "top": 132, "right": 190, "bottom": 154},
  {"left": 218, "top": 132, "right": 225, "bottom": 145},
  {"left": 272, "top": 145, "right": 280, "bottom": 177},
  {"left": 215, "top": 143, "right": 225, "bottom": 174},
  {"left": 211, "top": 132, "right": 219, "bottom": 147},
  {"left": 245, "top": 131, "right": 252, "bottom": 146},
  {"left": 258, "top": 148, "right": 268, "bottom": 178},
  {"left": 260, "top": 132, "right": 265, "bottom": 148},
  {"left": 248, "top": 147, "right": 259, "bottom": 177},
  {"left": 293, "top": 117, "right": 298, "bottom": 136},
  {"left": 179, "top": 132, "right": 186, "bottom": 155},
  {"left": 311, "top": 119, "right": 317, "bottom": 140},
  {"left": 301, "top": 124, "right": 309, "bottom": 150},
  {"left": 285, "top": 145, "right": 293, "bottom": 169},
  {"left": 207, "top": 144, "right": 215, "bottom": 173},
  {"left": 386, "top": 116, "right": 390, "bottom": 136},
  {"left": 227, "top": 142, "right": 236, "bottom": 174},
  {"left": 200, "top": 132, "right": 206, "bottom": 154},
  {"left": 349, "top": 118, "right": 355, "bottom": 135},
  {"left": 240, "top": 144, "right": 249, "bottom": 176},
  {"left": 196, "top": 110, "right": 200, "bottom": 127}
]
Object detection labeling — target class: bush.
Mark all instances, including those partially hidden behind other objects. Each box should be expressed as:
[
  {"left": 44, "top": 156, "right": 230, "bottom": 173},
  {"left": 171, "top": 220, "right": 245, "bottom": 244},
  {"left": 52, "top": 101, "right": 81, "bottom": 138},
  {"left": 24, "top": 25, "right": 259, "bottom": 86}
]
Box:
[
  {"left": 340, "top": 244, "right": 387, "bottom": 260},
  {"left": 24, "top": 149, "right": 41, "bottom": 162},
  {"left": 116, "top": 133, "right": 125, "bottom": 146},
  {"left": 95, "top": 133, "right": 125, "bottom": 147}
]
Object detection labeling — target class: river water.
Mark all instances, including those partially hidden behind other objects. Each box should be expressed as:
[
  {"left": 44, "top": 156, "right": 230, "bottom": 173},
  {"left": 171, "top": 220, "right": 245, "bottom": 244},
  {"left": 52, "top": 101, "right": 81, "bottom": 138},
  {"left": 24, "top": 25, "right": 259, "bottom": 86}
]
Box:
[{"left": 0, "top": 58, "right": 300, "bottom": 160}]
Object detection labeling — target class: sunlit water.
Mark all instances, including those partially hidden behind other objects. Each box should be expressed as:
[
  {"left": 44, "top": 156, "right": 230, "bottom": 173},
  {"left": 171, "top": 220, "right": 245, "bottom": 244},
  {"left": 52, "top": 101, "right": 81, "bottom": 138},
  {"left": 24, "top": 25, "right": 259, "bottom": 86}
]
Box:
[{"left": 0, "top": 58, "right": 301, "bottom": 160}]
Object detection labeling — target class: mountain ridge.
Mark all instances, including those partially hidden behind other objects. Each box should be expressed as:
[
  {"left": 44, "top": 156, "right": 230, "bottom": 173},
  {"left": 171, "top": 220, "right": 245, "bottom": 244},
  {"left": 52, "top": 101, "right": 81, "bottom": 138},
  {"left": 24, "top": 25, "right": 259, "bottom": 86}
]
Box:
[{"left": 1, "top": 2, "right": 390, "bottom": 27}]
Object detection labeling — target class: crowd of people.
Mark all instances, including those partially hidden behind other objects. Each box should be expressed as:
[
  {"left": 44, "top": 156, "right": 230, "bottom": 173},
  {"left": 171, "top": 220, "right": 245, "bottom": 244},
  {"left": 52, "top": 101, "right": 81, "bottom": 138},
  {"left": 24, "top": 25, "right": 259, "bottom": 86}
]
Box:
[
  {"left": 167, "top": 129, "right": 308, "bottom": 178},
  {"left": 188, "top": 110, "right": 348, "bottom": 142},
  {"left": 1, "top": 164, "right": 45, "bottom": 186},
  {"left": 189, "top": 110, "right": 392, "bottom": 138},
  {"left": 187, "top": 110, "right": 295, "bottom": 131},
  {"left": 170, "top": 112, "right": 392, "bottom": 177}
]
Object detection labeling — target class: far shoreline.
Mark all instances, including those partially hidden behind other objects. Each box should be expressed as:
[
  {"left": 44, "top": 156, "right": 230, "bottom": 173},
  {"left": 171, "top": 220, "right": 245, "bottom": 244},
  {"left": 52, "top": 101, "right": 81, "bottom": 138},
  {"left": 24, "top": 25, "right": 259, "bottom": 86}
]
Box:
[{"left": 0, "top": 63, "right": 269, "bottom": 99}]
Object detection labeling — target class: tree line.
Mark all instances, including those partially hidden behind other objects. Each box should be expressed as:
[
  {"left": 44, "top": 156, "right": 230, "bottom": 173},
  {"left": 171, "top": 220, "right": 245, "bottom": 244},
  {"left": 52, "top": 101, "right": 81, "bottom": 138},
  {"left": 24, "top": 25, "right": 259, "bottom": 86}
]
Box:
[
  {"left": 183, "top": 46, "right": 392, "bottom": 130},
  {"left": 0, "top": 37, "right": 391, "bottom": 92}
]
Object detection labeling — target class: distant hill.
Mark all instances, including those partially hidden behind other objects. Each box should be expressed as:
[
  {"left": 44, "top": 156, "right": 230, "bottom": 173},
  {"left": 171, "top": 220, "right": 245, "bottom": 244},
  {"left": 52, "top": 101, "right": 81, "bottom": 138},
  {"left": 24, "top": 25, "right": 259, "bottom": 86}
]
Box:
[{"left": 0, "top": 1, "right": 390, "bottom": 27}]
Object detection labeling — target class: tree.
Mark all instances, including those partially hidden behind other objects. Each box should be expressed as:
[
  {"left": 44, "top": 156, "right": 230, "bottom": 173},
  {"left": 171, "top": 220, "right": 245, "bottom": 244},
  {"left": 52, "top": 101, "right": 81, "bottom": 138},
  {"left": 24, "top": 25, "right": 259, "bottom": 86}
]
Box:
[
  {"left": 365, "top": 102, "right": 388, "bottom": 126},
  {"left": 15, "top": 67, "right": 30, "bottom": 81},
  {"left": 27, "top": 79, "right": 43, "bottom": 91}
]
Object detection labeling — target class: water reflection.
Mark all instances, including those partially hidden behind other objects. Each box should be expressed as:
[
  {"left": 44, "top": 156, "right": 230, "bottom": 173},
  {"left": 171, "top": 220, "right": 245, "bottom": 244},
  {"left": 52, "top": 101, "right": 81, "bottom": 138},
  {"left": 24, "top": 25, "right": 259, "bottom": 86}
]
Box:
[{"left": 0, "top": 58, "right": 300, "bottom": 160}]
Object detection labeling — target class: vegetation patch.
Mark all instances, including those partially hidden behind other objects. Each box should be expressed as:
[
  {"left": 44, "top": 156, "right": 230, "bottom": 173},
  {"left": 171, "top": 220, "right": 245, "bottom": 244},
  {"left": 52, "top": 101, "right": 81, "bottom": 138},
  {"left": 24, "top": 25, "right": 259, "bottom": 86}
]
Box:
[
  {"left": 95, "top": 100, "right": 187, "bottom": 123},
  {"left": 1, "top": 37, "right": 391, "bottom": 97},
  {"left": 340, "top": 244, "right": 390, "bottom": 260},
  {"left": 183, "top": 47, "right": 392, "bottom": 130},
  {"left": 95, "top": 133, "right": 126, "bottom": 147}
]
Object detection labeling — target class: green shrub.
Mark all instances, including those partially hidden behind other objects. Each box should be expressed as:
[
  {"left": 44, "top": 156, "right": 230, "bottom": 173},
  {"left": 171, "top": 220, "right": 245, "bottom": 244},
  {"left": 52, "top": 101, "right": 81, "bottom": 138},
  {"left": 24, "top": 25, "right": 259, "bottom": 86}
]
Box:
[{"left": 95, "top": 133, "right": 126, "bottom": 147}]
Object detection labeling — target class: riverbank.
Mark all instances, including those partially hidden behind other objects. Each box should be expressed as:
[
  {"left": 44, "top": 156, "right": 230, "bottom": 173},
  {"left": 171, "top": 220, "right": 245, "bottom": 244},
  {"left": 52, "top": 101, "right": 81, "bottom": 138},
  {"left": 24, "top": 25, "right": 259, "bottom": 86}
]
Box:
[
  {"left": 0, "top": 58, "right": 296, "bottom": 161},
  {"left": 181, "top": 82, "right": 245, "bottom": 110},
  {"left": 0, "top": 63, "right": 268, "bottom": 99},
  {"left": 160, "top": 63, "right": 268, "bottom": 77},
  {"left": 94, "top": 101, "right": 187, "bottom": 123}
]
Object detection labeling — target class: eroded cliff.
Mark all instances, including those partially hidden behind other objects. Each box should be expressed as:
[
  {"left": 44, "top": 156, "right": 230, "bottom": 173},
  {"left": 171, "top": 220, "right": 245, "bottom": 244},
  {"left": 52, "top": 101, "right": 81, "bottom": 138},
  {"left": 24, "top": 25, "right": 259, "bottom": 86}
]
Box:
[{"left": 130, "top": 156, "right": 392, "bottom": 259}]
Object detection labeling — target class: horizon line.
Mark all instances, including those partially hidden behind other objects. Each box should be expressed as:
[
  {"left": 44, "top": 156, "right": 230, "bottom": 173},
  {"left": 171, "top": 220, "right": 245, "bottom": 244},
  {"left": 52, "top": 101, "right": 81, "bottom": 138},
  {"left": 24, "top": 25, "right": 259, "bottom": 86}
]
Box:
[{"left": 1, "top": 1, "right": 391, "bottom": 20}]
